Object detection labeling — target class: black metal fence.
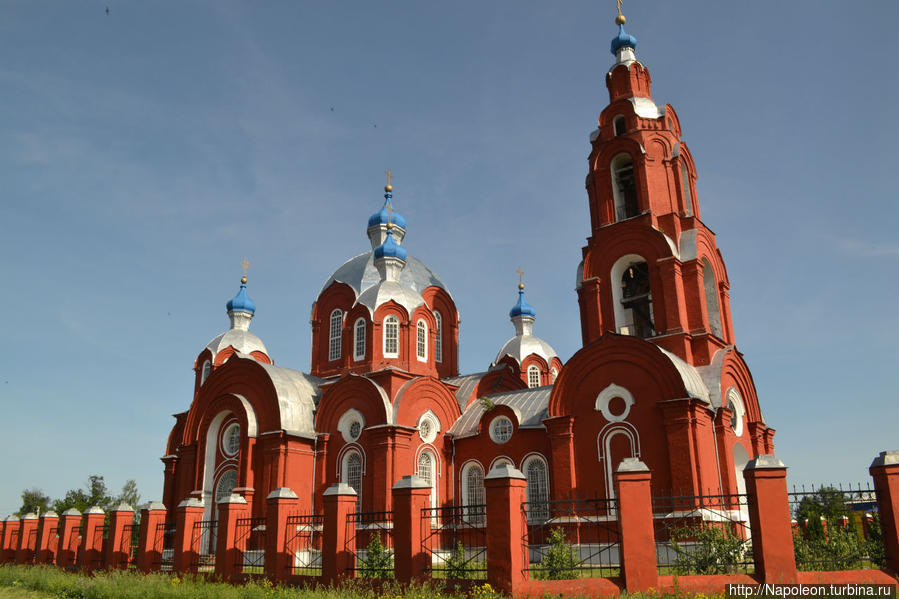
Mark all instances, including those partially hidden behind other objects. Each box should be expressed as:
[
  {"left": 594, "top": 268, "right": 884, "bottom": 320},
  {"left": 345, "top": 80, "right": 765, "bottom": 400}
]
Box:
[
  {"left": 154, "top": 522, "right": 175, "bottom": 571},
  {"left": 346, "top": 511, "right": 394, "bottom": 578},
  {"left": 652, "top": 491, "right": 753, "bottom": 575},
  {"left": 191, "top": 520, "right": 217, "bottom": 571},
  {"left": 284, "top": 514, "right": 323, "bottom": 576},
  {"left": 788, "top": 484, "right": 884, "bottom": 571},
  {"left": 234, "top": 517, "right": 266, "bottom": 575},
  {"left": 120, "top": 523, "right": 139, "bottom": 566},
  {"left": 522, "top": 498, "right": 620, "bottom": 580},
  {"left": 421, "top": 505, "right": 487, "bottom": 580}
]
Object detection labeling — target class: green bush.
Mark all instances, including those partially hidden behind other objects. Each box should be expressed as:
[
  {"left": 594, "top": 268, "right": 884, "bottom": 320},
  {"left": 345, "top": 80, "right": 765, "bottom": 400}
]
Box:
[
  {"left": 668, "top": 522, "right": 748, "bottom": 575},
  {"left": 358, "top": 532, "right": 393, "bottom": 579},
  {"left": 534, "top": 527, "right": 578, "bottom": 580}
]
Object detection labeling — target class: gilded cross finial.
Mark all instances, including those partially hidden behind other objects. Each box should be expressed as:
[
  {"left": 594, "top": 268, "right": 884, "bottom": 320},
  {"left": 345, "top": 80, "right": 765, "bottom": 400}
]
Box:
[
  {"left": 385, "top": 169, "right": 394, "bottom": 193},
  {"left": 386, "top": 203, "right": 394, "bottom": 228},
  {"left": 241, "top": 258, "right": 251, "bottom": 284},
  {"left": 615, "top": 0, "right": 626, "bottom": 24},
  {"left": 517, "top": 267, "right": 525, "bottom": 290}
]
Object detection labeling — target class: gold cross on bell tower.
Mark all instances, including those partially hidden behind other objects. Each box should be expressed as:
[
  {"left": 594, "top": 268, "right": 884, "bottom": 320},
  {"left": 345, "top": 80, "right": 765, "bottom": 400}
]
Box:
[
  {"left": 385, "top": 169, "right": 394, "bottom": 192},
  {"left": 241, "top": 258, "right": 251, "bottom": 283},
  {"left": 615, "top": 0, "right": 626, "bottom": 25},
  {"left": 517, "top": 267, "right": 525, "bottom": 290}
]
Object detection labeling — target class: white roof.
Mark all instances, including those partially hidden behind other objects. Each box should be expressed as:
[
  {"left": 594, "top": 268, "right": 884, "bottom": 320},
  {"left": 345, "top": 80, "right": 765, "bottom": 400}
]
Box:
[{"left": 448, "top": 386, "right": 552, "bottom": 439}]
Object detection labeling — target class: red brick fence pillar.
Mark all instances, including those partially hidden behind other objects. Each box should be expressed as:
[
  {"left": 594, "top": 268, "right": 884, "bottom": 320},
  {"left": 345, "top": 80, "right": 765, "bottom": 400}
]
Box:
[
  {"left": 485, "top": 463, "right": 528, "bottom": 596},
  {"left": 265, "top": 487, "right": 299, "bottom": 582},
  {"left": 615, "top": 458, "right": 659, "bottom": 593},
  {"left": 56, "top": 509, "right": 81, "bottom": 569},
  {"left": 392, "top": 475, "right": 431, "bottom": 583},
  {"left": 2, "top": 517, "right": 19, "bottom": 564},
  {"left": 105, "top": 503, "right": 134, "bottom": 570},
  {"left": 870, "top": 450, "right": 899, "bottom": 574},
  {"left": 173, "top": 498, "right": 204, "bottom": 574},
  {"left": 36, "top": 511, "right": 59, "bottom": 565},
  {"left": 78, "top": 506, "right": 105, "bottom": 573},
  {"left": 743, "top": 454, "right": 798, "bottom": 583},
  {"left": 215, "top": 493, "right": 250, "bottom": 582},
  {"left": 15, "top": 514, "right": 38, "bottom": 564},
  {"left": 135, "top": 502, "right": 167, "bottom": 573},
  {"left": 322, "top": 482, "right": 357, "bottom": 585}
]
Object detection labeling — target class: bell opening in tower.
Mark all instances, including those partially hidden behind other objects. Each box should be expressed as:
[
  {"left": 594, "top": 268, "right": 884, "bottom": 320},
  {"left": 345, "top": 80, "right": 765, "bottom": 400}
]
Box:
[
  {"left": 620, "top": 262, "right": 654, "bottom": 338},
  {"left": 612, "top": 155, "right": 639, "bottom": 220}
]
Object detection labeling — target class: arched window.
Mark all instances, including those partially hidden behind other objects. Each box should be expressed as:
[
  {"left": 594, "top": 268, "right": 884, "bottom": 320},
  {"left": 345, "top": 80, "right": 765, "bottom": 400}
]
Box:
[
  {"left": 461, "top": 462, "right": 486, "bottom": 525},
  {"left": 523, "top": 456, "right": 549, "bottom": 522},
  {"left": 527, "top": 365, "right": 541, "bottom": 388},
  {"left": 343, "top": 451, "right": 363, "bottom": 510},
  {"left": 620, "top": 261, "right": 654, "bottom": 338},
  {"left": 353, "top": 318, "right": 366, "bottom": 361},
  {"left": 613, "top": 115, "right": 626, "bottom": 136},
  {"left": 417, "top": 451, "right": 437, "bottom": 508},
  {"left": 680, "top": 162, "right": 693, "bottom": 216},
  {"left": 416, "top": 319, "right": 427, "bottom": 361},
  {"left": 328, "top": 309, "right": 343, "bottom": 361},
  {"left": 383, "top": 315, "right": 399, "bottom": 358},
  {"left": 434, "top": 311, "right": 443, "bottom": 363},
  {"left": 215, "top": 469, "right": 238, "bottom": 503},
  {"left": 611, "top": 154, "right": 639, "bottom": 221},
  {"left": 550, "top": 367, "right": 558, "bottom": 383},
  {"left": 702, "top": 259, "right": 723, "bottom": 338},
  {"left": 200, "top": 360, "right": 212, "bottom": 386}
]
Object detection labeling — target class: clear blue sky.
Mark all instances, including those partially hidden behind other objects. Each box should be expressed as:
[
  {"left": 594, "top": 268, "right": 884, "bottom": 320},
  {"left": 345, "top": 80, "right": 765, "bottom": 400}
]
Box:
[{"left": 2, "top": 1, "right": 897, "bottom": 515}]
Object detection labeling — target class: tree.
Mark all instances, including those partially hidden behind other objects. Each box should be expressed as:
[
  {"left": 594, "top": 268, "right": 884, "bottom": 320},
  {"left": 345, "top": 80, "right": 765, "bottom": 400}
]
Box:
[
  {"left": 15, "top": 488, "right": 50, "bottom": 517},
  {"left": 116, "top": 479, "right": 140, "bottom": 508},
  {"left": 51, "top": 475, "right": 114, "bottom": 514},
  {"left": 795, "top": 487, "right": 850, "bottom": 540}
]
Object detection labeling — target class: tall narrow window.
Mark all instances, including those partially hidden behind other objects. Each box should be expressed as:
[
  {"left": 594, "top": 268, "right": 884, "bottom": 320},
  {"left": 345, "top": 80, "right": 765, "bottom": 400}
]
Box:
[
  {"left": 524, "top": 457, "right": 549, "bottom": 522},
  {"left": 418, "top": 451, "right": 436, "bottom": 508},
  {"left": 613, "top": 115, "right": 626, "bottom": 136},
  {"left": 329, "top": 309, "right": 343, "bottom": 361},
  {"left": 353, "top": 318, "right": 366, "bottom": 361},
  {"left": 434, "top": 311, "right": 443, "bottom": 363},
  {"left": 680, "top": 162, "right": 693, "bottom": 216},
  {"left": 200, "top": 360, "right": 212, "bottom": 386},
  {"left": 343, "top": 451, "right": 363, "bottom": 510},
  {"left": 621, "top": 261, "right": 654, "bottom": 338},
  {"left": 527, "top": 365, "right": 541, "bottom": 388},
  {"left": 702, "top": 259, "right": 723, "bottom": 338},
  {"left": 383, "top": 315, "right": 399, "bottom": 357},
  {"left": 416, "top": 320, "right": 427, "bottom": 361},
  {"left": 550, "top": 367, "right": 558, "bottom": 383},
  {"left": 463, "top": 463, "right": 486, "bottom": 525},
  {"left": 612, "top": 154, "right": 639, "bottom": 220}
]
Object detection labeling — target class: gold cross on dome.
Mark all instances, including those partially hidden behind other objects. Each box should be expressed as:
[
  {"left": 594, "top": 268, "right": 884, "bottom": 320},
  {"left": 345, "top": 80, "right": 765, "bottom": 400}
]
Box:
[
  {"left": 385, "top": 169, "right": 394, "bottom": 187},
  {"left": 616, "top": 0, "right": 623, "bottom": 17},
  {"left": 385, "top": 203, "right": 394, "bottom": 227},
  {"left": 241, "top": 258, "right": 251, "bottom": 277},
  {"left": 517, "top": 267, "right": 524, "bottom": 285}
]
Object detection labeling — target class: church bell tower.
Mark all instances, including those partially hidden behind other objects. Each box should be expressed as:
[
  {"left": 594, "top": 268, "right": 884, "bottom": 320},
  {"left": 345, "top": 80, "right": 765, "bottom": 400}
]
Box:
[{"left": 576, "top": 8, "right": 737, "bottom": 367}]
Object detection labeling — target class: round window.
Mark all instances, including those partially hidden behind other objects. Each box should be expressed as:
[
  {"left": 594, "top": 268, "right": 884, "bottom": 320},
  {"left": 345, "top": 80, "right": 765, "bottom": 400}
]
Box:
[
  {"left": 215, "top": 470, "right": 238, "bottom": 503},
  {"left": 222, "top": 423, "right": 240, "bottom": 456},
  {"left": 418, "top": 414, "right": 439, "bottom": 443},
  {"left": 489, "top": 416, "right": 513, "bottom": 444},
  {"left": 349, "top": 421, "right": 362, "bottom": 441}
]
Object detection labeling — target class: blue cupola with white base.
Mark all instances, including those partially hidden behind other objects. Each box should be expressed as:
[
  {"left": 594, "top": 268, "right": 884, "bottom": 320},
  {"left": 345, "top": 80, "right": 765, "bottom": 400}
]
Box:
[
  {"left": 226, "top": 277, "right": 256, "bottom": 316},
  {"left": 509, "top": 285, "right": 536, "bottom": 319},
  {"left": 610, "top": 24, "right": 637, "bottom": 55},
  {"left": 374, "top": 224, "right": 407, "bottom": 261},
  {"left": 367, "top": 173, "right": 407, "bottom": 249}
]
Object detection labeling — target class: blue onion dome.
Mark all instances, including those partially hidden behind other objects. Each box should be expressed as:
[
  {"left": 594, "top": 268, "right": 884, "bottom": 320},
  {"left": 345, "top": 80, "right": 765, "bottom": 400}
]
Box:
[
  {"left": 509, "top": 284, "right": 536, "bottom": 318},
  {"left": 610, "top": 23, "right": 637, "bottom": 55},
  {"left": 368, "top": 193, "right": 407, "bottom": 230},
  {"left": 226, "top": 276, "right": 256, "bottom": 315},
  {"left": 374, "top": 224, "right": 408, "bottom": 261}
]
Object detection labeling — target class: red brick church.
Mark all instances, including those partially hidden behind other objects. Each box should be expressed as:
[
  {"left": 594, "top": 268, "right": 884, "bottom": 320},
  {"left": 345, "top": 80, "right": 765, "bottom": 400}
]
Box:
[{"left": 160, "top": 14, "right": 774, "bottom": 521}]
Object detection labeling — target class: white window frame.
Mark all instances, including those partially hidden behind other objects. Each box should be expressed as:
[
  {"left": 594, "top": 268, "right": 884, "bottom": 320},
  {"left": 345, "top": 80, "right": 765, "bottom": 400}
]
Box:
[
  {"left": 329, "top": 309, "right": 343, "bottom": 361},
  {"left": 383, "top": 315, "right": 399, "bottom": 358},
  {"left": 200, "top": 360, "right": 212, "bottom": 386},
  {"left": 522, "top": 455, "right": 550, "bottom": 522},
  {"left": 489, "top": 416, "right": 514, "bottom": 444},
  {"left": 222, "top": 422, "right": 240, "bottom": 456},
  {"left": 342, "top": 450, "right": 363, "bottom": 511},
  {"left": 353, "top": 318, "right": 366, "bottom": 361},
  {"left": 527, "top": 365, "right": 541, "bottom": 388},
  {"left": 416, "top": 319, "right": 427, "bottom": 361},
  {"left": 460, "top": 461, "right": 486, "bottom": 525},
  {"left": 434, "top": 311, "right": 443, "bottom": 363},
  {"left": 417, "top": 450, "right": 437, "bottom": 509}
]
